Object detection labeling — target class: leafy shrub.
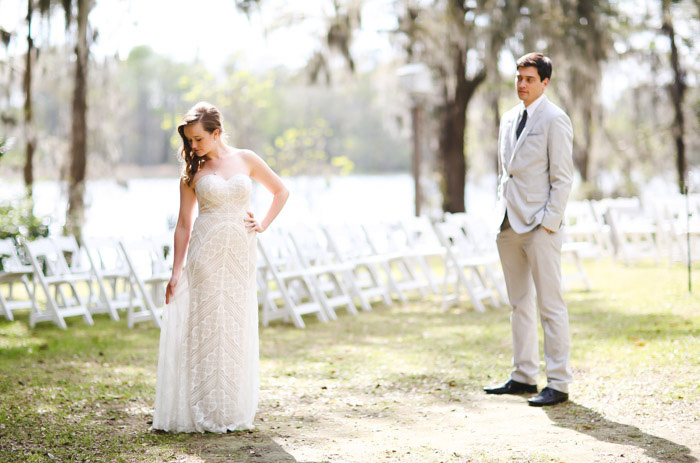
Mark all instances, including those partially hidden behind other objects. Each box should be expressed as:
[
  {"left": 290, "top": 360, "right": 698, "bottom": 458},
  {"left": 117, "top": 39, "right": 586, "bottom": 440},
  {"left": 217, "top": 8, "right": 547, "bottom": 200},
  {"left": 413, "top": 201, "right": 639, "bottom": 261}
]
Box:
[{"left": 0, "top": 197, "right": 50, "bottom": 243}]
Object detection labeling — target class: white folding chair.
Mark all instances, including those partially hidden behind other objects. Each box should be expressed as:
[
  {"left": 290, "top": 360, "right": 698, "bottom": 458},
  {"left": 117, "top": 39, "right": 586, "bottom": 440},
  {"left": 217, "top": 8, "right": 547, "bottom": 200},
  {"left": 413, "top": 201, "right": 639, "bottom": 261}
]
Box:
[
  {"left": 119, "top": 239, "right": 170, "bottom": 328},
  {"left": 322, "top": 222, "right": 393, "bottom": 307},
  {"left": 563, "top": 200, "right": 607, "bottom": 258},
  {"left": 433, "top": 220, "right": 500, "bottom": 312},
  {"left": 653, "top": 196, "right": 700, "bottom": 264},
  {"left": 149, "top": 233, "right": 175, "bottom": 272},
  {"left": 82, "top": 237, "right": 141, "bottom": 321},
  {"left": 257, "top": 229, "right": 329, "bottom": 328},
  {"left": 51, "top": 235, "right": 100, "bottom": 315},
  {"left": 444, "top": 213, "right": 508, "bottom": 304},
  {"left": 361, "top": 221, "right": 433, "bottom": 299},
  {"left": 287, "top": 224, "right": 358, "bottom": 319},
  {"left": 606, "top": 207, "right": 662, "bottom": 265},
  {"left": 23, "top": 238, "right": 94, "bottom": 329},
  {"left": 0, "top": 239, "right": 38, "bottom": 321},
  {"left": 397, "top": 216, "right": 448, "bottom": 293},
  {"left": 560, "top": 240, "right": 592, "bottom": 291}
]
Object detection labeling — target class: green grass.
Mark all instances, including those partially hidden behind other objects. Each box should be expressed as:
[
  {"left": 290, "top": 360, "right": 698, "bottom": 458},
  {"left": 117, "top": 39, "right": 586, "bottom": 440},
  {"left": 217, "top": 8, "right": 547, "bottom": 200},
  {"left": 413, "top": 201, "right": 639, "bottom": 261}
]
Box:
[{"left": 1, "top": 258, "right": 699, "bottom": 462}]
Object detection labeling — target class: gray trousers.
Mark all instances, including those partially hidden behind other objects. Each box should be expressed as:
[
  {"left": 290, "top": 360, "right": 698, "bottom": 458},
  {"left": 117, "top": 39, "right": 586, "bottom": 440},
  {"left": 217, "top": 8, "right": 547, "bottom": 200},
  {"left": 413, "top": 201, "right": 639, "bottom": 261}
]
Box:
[{"left": 496, "top": 216, "right": 573, "bottom": 393}]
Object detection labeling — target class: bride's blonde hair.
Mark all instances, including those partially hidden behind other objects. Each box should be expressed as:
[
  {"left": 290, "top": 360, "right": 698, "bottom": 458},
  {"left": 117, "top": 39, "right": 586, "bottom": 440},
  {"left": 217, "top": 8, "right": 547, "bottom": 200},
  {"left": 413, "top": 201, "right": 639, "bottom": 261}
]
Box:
[{"left": 177, "top": 102, "right": 224, "bottom": 186}]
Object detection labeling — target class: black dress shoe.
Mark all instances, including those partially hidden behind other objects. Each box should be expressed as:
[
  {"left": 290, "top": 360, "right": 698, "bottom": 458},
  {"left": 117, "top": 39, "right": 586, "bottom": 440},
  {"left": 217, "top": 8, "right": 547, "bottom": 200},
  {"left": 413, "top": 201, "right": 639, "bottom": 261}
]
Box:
[
  {"left": 484, "top": 379, "right": 538, "bottom": 395},
  {"left": 527, "top": 387, "right": 568, "bottom": 406}
]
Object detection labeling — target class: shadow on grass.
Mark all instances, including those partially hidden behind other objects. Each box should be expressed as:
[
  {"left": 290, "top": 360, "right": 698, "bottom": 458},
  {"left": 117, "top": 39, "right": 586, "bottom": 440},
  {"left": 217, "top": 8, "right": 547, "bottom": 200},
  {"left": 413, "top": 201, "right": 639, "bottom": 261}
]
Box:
[
  {"left": 155, "top": 430, "right": 324, "bottom": 463},
  {"left": 546, "top": 402, "right": 697, "bottom": 463},
  {"left": 569, "top": 300, "right": 700, "bottom": 341}
]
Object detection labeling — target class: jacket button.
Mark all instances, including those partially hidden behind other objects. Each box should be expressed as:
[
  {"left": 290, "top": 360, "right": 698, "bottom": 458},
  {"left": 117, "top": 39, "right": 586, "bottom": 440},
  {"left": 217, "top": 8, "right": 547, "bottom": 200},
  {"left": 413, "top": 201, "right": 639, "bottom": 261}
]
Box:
[{"left": 509, "top": 174, "right": 513, "bottom": 178}]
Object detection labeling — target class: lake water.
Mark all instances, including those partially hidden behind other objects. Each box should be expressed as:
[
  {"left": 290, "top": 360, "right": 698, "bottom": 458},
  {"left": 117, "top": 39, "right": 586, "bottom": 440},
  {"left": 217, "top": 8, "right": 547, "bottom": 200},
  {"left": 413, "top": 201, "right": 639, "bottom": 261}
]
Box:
[{"left": 1, "top": 174, "right": 500, "bottom": 239}]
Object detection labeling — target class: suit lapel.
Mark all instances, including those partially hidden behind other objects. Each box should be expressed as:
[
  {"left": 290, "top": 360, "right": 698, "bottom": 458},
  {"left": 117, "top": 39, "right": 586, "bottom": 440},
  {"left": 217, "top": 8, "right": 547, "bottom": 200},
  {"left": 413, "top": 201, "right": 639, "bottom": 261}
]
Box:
[
  {"left": 504, "top": 112, "right": 518, "bottom": 167},
  {"left": 508, "top": 96, "right": 548, "bottom": 166}
]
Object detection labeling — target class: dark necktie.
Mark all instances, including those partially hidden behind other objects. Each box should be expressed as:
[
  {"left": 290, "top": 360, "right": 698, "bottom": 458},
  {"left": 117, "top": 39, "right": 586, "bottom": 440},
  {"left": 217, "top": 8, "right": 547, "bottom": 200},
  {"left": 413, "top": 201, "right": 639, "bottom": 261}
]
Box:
[{"left": 515, "top": 109, "right": 528, "bottom": 139}]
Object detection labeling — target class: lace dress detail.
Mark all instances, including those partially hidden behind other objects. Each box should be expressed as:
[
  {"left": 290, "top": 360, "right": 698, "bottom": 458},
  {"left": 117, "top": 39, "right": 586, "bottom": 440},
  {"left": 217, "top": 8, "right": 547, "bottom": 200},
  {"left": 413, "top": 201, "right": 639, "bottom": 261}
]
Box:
[{"left": 153, "top": 174, "right": 258, "bottom": 433}]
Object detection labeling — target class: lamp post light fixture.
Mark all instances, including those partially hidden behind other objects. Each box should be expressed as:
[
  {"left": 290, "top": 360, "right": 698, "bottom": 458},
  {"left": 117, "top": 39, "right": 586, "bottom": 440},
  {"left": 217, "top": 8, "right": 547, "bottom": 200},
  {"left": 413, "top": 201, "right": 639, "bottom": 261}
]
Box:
[{"left": 397, "top": 63, "right": 433, "bottom": 217}]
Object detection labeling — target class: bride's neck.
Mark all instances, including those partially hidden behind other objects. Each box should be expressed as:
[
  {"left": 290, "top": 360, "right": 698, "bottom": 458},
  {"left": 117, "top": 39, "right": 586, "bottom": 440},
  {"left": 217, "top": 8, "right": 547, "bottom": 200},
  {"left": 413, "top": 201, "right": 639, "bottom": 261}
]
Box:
[{"left": 207, "top": 142, "right": 230, "bottom": 161}]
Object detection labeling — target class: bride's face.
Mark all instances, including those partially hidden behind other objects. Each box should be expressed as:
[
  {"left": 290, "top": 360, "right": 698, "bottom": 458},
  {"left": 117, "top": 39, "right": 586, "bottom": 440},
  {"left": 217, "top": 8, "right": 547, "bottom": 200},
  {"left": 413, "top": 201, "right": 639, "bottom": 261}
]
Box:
[{"left": 183, "top": 122, "right": 218, "bottom": 158}]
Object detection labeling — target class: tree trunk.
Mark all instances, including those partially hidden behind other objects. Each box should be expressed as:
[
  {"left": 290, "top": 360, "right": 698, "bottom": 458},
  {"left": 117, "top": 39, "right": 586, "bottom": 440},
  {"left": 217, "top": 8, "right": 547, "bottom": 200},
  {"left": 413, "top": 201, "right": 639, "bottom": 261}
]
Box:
[
  {"left": 66, "top": 0, "right": 90, "bottom": 239},
  {"left": 23, "top": 1, "right": 35, "bottom": 197},
  {"left": 573, "top": 103, "right": 593, "bottom": 183},
  {"left": 490, "top": 90, "right": 500, "bottom": 181},
  {"left": 439, "top": 95, "right": 467, "bottom": 213},
  {"left": 438, "top": 43, "right": 486, "bottom": 213},
  {"left": 662, "top": 0, "right": 686, "bottom": 193}
]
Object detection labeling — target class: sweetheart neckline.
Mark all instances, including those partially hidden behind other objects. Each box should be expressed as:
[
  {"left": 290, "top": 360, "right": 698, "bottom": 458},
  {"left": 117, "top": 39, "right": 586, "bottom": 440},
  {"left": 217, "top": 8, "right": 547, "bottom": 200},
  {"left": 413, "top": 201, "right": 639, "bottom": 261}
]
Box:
[{"left": 195, "top": 173, "right": 251, "bottom": 187}]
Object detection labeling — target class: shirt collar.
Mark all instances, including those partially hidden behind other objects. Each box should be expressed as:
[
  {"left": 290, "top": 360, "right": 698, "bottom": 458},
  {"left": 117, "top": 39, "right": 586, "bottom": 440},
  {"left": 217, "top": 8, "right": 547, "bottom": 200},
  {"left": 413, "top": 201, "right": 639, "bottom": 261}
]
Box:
[{"left": 520, "top": 93, "right": 546, "bottom": 115}]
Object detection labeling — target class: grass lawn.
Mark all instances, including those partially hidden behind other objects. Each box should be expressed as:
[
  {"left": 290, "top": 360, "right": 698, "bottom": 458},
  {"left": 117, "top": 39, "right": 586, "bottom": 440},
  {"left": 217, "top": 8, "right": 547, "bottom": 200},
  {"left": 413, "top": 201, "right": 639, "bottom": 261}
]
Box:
[{"left": 1, "top": 258, "right": 699, "bottom": 462}]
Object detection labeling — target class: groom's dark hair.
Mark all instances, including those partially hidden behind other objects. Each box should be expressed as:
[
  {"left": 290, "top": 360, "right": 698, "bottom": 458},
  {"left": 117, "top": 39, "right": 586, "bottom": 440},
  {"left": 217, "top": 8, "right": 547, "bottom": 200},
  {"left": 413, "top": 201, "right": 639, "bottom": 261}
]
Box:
[{"left": 516, "top": 53, "right": 552, "bottom": 82}]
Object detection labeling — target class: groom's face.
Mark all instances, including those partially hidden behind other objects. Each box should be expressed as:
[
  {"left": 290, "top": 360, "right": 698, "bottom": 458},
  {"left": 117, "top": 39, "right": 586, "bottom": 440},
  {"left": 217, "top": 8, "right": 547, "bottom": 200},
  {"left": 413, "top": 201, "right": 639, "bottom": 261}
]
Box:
[{"left": 516, "top": 66, "right": 549, "bottom": 107}]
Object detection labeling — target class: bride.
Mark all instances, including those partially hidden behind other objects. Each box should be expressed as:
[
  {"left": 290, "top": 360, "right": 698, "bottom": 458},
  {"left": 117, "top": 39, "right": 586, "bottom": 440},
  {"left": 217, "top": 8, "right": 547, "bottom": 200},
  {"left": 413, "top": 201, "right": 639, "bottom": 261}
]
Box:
[{"left": 152, "top": 102, "right": 289, "bottom": 433}]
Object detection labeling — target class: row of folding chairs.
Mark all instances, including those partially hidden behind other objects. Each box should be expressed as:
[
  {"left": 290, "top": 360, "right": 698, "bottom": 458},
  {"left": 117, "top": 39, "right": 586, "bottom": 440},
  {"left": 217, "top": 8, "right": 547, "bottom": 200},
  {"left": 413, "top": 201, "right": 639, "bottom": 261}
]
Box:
[
  {"left": 257, "top": 213, "right": 590, "bottom": 328},
  {"left": 564, "top": 196, "right": 700, "bottom": 265},
  {"left": 2, "top": 213, "right": 593, "bottom": 330},
  {"left": 0, "top": 236, "right": 169, "bottom": 329},
  {"left": 257, "top": 219, "right": 442, "bottom": 329}
]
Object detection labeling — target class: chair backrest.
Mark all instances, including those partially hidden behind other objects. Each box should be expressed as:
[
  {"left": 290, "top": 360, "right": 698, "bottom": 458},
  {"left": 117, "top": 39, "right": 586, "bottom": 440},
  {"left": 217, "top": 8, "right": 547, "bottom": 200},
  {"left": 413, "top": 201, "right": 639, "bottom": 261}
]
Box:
[
  {"left": 433, "top": 220, "right": 477, "bottom": 259},
  {"left": 257, "top": 228, "right": 300, "bottom": 272},
  {"left": 400, "top": 216, "right": 442, "bottom": 249},
  {"left": 286, "top": 223, "right": 333, "bottom": 268},
  {"left": 82, "top": 237, "right": 129, "bottom": 276},
  {"left": 24, "top": 238, "right": 65, "bottom": 278},
  {"left": 361, "top": 222, "right": 399, "bottom": 255},
  {"left": 119, "top": 239, "right": 169, "bottom": 279},
  {"left": 443, "top": 213, "right": 493, "bottom": 252},
  {"left": 52, "top": 235, "right": 91, "bottom": 274},
  {"left": 322, "top": 222, "right": 375, "bottom": 261},
  {"left": 149, "top": 233, "right": 175, "bottom": 271},
  {"left": 565, "top": 200, "right": 597, "bottom": 227},
  {"left": 0, "top": 239, "right": 26, "bottom": 272},
  {"left": 597, "top": 197, "right": 647, "bottom": 223}
]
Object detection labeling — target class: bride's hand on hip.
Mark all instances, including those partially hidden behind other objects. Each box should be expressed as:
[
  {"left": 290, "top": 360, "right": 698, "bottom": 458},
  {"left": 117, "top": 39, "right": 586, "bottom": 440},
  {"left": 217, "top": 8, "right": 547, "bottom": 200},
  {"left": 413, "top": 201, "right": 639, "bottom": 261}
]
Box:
[
  {"left": 165, "top": 274, "right": 179, "bottom": 305},
  {"left": 245, "top": 211, "right": 263, "bottom": 233}
]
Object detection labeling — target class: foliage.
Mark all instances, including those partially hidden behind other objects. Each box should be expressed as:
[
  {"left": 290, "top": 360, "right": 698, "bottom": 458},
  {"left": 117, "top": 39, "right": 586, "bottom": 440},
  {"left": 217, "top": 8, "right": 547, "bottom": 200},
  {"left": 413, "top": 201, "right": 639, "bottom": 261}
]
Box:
[
  {"left": 107, "top": 48, "right": 407, "bottom": 174},
  {"left": 0, "top": 198, "right": 50, "bottom": 243},
  {"left": 262, "top": 118, "right": 353, "bottom": 177},
  {"left": 0, "top": 0, "right": 698, "bottom": 201},
  {"left": 0, "top": 137, "right": 14, "bottom": 161}
]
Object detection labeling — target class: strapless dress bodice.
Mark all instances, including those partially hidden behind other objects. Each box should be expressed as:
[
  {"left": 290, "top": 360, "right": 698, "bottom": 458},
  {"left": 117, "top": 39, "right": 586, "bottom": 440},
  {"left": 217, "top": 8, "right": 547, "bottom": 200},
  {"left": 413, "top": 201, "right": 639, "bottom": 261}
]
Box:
[{"left": 195, "top": 174, "right": 252, "bottom": 216}]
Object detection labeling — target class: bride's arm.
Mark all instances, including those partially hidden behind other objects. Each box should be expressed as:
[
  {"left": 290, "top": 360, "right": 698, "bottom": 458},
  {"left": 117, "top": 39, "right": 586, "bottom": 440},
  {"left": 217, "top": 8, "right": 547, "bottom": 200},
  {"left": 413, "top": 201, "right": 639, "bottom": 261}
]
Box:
[
  {"left": 166, "top": 181, "right": 197, "bottom": 303},
  {"left": 243, "top": 150, "right": 289, "bottom": 233}
]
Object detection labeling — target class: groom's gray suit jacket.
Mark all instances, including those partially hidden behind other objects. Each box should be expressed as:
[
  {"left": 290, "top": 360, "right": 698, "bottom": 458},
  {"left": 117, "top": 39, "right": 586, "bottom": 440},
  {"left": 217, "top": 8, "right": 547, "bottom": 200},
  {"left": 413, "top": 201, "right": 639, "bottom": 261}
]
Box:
[{"left": 495, "top": 95, "right": 574, "bottom": 234}]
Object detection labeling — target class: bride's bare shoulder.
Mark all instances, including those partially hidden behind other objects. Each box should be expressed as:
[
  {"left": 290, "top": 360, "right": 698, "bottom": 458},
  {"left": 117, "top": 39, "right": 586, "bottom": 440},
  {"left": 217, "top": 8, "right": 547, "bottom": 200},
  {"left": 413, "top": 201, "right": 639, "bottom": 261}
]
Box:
[
  {"left": 237, "top": 148, "right": 260, "bottom": 160},
  {"left": 237, "top": 149, "right": 265, "bottom": 167}
]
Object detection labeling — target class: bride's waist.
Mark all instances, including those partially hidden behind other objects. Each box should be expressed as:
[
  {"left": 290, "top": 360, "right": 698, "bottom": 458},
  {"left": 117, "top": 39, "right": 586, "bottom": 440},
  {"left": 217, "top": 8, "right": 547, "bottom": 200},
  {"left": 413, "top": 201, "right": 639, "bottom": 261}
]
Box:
[{"left": 197, "top": 210, "right": 247, "bottom": 217}]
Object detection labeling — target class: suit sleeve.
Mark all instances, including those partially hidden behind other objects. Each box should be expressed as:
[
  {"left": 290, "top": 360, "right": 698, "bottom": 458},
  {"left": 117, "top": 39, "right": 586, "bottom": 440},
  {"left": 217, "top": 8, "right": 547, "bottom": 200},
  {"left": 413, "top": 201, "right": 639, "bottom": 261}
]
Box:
[
  {"left": 542, "top": 112, "right": 574, "bottom": 231},
  {"left": 496, "top": 116, "right": 505, "bottom": 198}
]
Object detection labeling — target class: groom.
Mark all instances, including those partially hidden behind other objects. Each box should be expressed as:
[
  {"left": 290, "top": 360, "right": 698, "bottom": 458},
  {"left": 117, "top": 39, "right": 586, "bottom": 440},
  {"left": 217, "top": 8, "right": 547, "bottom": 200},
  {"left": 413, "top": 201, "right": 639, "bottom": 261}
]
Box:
[{"left": 484, "top": 53, "right": 574, "bottom": 406}]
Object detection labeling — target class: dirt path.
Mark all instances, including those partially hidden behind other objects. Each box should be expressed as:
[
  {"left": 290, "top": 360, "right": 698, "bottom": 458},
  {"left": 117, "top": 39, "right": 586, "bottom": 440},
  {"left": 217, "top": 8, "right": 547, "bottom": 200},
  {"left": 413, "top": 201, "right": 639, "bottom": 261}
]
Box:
[
  {"left": 153, "top": 262, "right": 700, "bottom": 463},
  {"left": 175, "top": 388, "right": 698, "bottom": 463}
]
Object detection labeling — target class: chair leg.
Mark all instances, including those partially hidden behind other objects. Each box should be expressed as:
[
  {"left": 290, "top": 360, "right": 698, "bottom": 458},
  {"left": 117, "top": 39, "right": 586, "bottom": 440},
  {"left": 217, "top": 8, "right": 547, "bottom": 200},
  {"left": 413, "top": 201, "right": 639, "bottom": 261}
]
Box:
[
  {"left": 343, "top": 270, "right": 371, "bottom": 311},
  {"left": 0, "top": 291, "right": 14, "bottom": 321},
  {"left": 381, "top": 261, "right": 405, "bottom": 302}
]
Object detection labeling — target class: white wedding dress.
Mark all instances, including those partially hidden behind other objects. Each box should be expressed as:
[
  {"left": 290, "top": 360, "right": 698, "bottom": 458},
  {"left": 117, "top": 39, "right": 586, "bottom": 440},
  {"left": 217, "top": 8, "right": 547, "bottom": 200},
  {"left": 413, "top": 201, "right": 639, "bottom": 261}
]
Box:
[{"left": 152, "top": 173, "right": 259, "bottom": 433}]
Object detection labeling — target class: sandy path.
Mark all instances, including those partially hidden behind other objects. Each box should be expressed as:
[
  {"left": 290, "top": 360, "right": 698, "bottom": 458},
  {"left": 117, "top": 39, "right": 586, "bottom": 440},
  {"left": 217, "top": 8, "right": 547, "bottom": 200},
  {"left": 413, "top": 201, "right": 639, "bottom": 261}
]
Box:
[{"left": 180, "top": 391, "right": 699, "bottom": 463}]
